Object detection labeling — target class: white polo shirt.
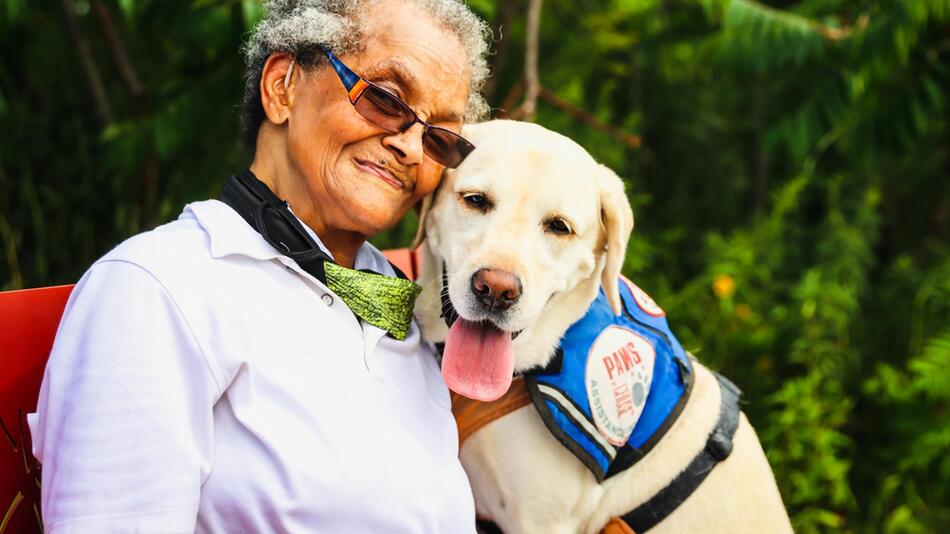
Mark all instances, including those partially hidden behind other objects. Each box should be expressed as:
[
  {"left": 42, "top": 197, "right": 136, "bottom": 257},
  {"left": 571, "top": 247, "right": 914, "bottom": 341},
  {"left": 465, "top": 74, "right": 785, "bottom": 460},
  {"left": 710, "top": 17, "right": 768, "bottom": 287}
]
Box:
[{"left": 28, "top": 199, "right": 475, "bottom": 533}]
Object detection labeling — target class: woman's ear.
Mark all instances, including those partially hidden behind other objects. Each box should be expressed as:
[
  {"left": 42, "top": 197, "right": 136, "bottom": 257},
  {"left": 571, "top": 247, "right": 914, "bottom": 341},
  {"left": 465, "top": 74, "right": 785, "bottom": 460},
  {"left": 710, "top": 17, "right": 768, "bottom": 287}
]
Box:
[
  {"left": 259, "top": 53, "right": 296, "bottom": 125},
  {"left": 596, "top": 164, "right": 635, "bottom": 315}
]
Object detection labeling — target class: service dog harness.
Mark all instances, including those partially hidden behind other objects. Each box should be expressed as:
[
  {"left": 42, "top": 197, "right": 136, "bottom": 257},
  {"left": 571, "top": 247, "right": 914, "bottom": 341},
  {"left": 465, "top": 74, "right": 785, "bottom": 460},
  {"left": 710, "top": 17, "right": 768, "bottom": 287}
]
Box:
[{"left": 451, "top": 277, "right": 742, "bottom": 533}]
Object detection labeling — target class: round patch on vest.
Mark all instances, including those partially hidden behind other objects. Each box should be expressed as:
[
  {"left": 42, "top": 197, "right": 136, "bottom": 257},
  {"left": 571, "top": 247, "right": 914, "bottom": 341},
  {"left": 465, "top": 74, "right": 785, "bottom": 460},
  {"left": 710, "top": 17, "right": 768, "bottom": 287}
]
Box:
[
  {"left": 622, "top": 276, "right": 665, "bottom": 317},
  {"left": 585, "top": 325, "right": 656, "bottom": 446}
]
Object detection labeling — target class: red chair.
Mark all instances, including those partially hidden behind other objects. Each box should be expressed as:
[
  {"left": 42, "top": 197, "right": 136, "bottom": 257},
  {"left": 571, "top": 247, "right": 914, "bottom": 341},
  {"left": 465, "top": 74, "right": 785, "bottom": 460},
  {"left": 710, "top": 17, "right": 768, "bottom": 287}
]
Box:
[
  {"left": 0, "top": 249, "right": 417, "bottom": 534},
  {"left": 0, "top": 284, "right": 72, "bottom": 534}
]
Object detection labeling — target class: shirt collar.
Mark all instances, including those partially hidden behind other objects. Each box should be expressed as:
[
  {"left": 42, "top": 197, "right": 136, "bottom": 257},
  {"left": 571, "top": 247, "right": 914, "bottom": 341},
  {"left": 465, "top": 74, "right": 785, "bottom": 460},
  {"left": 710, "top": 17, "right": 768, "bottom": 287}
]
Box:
[
  {"left": 185, "top": 199, "right": 279, "bottom": 261},
  {"left": 185, "top": 199, "right": 394, "bottom": 276}
]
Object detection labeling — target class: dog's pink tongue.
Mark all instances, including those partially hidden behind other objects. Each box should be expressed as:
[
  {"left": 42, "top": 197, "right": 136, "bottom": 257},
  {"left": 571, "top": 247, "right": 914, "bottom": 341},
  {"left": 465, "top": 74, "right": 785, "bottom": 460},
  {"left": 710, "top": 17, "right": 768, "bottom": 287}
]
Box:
[{"left": 442, "top": 319, "right": 514, "bottom": 402}]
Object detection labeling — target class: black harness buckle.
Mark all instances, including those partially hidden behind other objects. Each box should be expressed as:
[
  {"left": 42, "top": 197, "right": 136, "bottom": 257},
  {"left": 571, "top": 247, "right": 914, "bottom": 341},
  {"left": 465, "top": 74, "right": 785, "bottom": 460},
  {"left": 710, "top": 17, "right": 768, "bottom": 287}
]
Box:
[{"left": 706, "top": 427, "right": 734, "bottom": 461}]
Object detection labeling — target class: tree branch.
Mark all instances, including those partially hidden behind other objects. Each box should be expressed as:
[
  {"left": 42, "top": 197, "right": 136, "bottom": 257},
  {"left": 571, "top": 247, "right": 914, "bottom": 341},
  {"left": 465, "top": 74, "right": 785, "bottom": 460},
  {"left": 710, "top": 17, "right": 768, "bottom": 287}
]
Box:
[
  {"left": 816, "top": 13, "right": 870, "bottom": 41},
  {"left": 741, "top": 0, "right": 870, "bottom": 42},
  {"left": 751, "top": 77, "right": 768, "bottom": 217},
  {"left": 92, "top": 0, "right": 143, "bottom": 104},
  {"left": 538, "top": 86, "right": 641, "bottom": 149},
  {"left": 498, "top": 79, "right": 525, "bottom": 119},
  {"left": 60, "top": 0, "right": 113, "bottom": 123},
  {"left": 517, "top": 0, "right": 542, "bottom": 121},
  {"left": 484, "top": 0, "right": 520, "bottom": 102},
  {"left": 89, "top": 1, "right": 156, "bottom": 226},
  {"left": 0, "top": 213, "right": 23, "bottom": 290}
]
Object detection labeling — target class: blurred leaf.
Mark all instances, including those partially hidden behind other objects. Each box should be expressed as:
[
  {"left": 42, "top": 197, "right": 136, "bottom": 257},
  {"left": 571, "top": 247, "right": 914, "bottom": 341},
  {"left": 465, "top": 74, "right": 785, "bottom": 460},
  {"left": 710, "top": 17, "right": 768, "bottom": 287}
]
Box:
[
  {"left": 118, "top": 0, "right": 134, "bottom": 19},
  {"left": 242, "top": 0, "right": 264, "bottom": 30}
]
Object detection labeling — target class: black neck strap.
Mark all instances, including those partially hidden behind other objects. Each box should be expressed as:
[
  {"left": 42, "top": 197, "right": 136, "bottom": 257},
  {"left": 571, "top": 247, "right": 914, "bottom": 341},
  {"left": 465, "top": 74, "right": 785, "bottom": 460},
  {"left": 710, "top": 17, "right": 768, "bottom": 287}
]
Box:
[
  {"left": 219, "top": 170, "right": 331, "bottom": 283},
  {"left": 218, "top": 170, "right": 411, "bottom": 283}
]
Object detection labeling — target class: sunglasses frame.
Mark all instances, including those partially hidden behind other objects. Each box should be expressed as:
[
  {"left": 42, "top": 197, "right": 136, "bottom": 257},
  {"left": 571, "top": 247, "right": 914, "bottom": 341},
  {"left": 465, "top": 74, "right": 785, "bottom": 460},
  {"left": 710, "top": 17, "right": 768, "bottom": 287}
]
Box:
[{"left": 315, "top": 47, "right": 475, "bottom": 168}]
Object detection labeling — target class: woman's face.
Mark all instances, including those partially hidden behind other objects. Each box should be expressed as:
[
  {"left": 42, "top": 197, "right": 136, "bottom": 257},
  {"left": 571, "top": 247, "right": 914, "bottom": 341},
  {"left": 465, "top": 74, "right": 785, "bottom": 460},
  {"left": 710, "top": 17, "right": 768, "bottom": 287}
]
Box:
[{"left": 286, "top": 0, "right": 470, "bottom": 238}]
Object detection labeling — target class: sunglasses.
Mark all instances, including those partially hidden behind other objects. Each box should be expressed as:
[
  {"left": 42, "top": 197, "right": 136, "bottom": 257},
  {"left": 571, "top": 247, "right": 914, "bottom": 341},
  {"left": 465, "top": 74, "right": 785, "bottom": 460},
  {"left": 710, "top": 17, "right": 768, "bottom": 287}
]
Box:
[{"left": 285, "top": 49, "right": 475, "bottom": 168}]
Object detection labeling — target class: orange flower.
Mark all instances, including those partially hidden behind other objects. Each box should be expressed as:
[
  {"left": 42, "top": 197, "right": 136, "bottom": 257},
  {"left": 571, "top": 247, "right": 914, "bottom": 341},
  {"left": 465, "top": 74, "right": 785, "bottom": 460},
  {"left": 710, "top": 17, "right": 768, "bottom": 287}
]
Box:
[{"left": 712, "top": 274, "right": 736, "bottom": 299}]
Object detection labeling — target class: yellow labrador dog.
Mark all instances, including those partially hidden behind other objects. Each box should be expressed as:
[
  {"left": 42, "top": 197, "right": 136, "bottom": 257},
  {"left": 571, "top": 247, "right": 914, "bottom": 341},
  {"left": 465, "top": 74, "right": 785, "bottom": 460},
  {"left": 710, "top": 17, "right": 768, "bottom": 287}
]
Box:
[{"left": 413, "top": 120, "right": 791, "bottom": 533}]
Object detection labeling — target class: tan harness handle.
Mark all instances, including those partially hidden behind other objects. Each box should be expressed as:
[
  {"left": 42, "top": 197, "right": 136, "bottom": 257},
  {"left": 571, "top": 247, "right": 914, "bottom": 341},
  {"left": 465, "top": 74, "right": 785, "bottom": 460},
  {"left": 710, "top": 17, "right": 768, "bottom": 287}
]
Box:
[{"left": 451, "top": 377, "right": 532, "bottom": 447}]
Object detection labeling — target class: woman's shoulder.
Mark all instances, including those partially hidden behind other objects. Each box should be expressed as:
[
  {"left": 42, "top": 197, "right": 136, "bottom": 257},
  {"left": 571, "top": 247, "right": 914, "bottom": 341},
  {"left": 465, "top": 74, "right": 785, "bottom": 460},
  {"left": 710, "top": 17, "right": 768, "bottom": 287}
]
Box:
[
  {"left": 78, "top": 199, "right": 261, "bottom": 318},
  {"left": 98, "top": 199, "right": 271, "bottom": 279},
  {"left": 101, "top": 200, "right": 216, "bottom": 269}
]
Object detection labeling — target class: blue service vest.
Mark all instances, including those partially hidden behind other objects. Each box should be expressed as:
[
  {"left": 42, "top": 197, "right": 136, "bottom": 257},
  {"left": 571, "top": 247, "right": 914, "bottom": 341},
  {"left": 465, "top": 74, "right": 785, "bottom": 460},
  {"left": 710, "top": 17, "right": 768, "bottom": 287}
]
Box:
[{"left": 523, "top": 278, "right": 693, "bottom": 481}]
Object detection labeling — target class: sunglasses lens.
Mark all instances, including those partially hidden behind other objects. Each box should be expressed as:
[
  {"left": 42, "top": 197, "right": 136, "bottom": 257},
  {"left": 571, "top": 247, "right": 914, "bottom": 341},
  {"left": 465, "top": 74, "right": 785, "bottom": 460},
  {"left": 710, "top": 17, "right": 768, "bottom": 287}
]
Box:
[
  {"left": 424, "top": 127, "right": 475, "bottom": 168},
  {"left": 352, "top": 82, "right": 474, "bottom": 168},
  {"left": 356, "top": 86, "right": 415, "bottom": 132}
]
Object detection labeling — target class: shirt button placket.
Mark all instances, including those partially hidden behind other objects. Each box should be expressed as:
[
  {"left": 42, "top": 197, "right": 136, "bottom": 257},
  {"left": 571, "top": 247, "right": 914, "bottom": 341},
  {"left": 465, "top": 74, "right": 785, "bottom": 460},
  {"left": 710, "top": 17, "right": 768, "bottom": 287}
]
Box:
[{"left": 321, "top": 294, "right": 334, "bottom": 307}]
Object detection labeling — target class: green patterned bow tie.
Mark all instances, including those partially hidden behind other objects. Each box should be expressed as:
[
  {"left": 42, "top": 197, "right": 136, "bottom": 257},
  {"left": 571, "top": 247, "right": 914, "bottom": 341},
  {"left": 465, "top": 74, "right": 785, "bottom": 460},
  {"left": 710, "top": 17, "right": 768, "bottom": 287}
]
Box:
[{"left": 324, "top": 262, "right": 421, "bottom": 340}]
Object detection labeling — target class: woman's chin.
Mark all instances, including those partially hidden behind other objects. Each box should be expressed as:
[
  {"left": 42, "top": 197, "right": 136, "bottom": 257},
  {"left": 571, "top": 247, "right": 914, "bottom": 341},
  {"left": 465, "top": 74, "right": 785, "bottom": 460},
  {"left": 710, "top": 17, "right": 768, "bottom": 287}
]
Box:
[
  {"left": 329, "top": 167, "right": 415, "bottom": 235},
  {"left": 348, "top": 200, "right": 409, "bottom": 235}
]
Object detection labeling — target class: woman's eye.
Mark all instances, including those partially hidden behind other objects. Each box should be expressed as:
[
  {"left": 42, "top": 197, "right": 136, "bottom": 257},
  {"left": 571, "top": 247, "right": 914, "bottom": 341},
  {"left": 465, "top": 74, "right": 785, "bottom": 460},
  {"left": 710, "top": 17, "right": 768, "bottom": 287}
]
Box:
[
  {"left": 461, "top": 193, "right": 491, "bottom": 211},
  {"left": 546, "top": 218, "right": 571, "bottom": 235}
]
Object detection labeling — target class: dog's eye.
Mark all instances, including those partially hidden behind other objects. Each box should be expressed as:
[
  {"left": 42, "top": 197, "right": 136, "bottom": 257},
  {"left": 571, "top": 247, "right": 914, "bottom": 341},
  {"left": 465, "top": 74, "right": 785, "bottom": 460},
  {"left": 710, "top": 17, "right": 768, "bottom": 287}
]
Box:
[
  {"left": 546, "top": 218, "right": 572, "bottom": 235},
  {"left": 461, "top": 193, "right": 491, "bottom": 211}
]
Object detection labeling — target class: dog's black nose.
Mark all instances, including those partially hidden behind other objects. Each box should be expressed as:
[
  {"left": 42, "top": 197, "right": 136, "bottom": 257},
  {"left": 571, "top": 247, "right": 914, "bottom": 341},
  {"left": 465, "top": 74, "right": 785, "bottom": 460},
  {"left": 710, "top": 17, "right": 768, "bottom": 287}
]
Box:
[{"left": 471, "top": 269, "right": 522, "bottom": 312}]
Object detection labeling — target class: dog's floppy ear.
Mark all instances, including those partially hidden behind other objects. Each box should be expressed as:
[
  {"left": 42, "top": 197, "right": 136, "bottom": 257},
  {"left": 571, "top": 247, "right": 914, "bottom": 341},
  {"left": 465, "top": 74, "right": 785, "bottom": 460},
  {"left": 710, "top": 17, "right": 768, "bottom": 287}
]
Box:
[
  {"left": 412, "top": 159, "right": 461, "bottom": 250},
  {"left": 410, "top": 193, "right": 433, "bottom": 251},
  {"left": 596, "top": 164, "right": 634, "bottom": 315}
]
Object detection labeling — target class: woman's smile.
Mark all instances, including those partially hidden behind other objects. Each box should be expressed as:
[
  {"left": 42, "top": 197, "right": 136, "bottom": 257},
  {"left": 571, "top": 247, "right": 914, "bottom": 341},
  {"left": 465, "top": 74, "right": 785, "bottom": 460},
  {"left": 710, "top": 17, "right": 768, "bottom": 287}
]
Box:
[{"left": 353, "top": 157, "right": 406, "bottom": 191}]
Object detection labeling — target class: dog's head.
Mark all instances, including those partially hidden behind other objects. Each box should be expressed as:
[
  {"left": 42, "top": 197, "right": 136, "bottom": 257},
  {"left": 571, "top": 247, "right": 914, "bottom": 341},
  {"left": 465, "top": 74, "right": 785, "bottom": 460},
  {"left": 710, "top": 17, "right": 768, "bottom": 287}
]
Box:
[{"left": 416, "top": 120, "right": 634, "bottom": 401}]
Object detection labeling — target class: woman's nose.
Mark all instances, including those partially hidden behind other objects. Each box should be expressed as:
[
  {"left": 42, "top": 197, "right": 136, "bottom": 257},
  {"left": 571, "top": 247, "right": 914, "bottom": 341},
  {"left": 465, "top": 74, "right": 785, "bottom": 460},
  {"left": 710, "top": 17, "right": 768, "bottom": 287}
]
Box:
[{"left": 382, "top": 122, "right": 425, "bottom": 166}]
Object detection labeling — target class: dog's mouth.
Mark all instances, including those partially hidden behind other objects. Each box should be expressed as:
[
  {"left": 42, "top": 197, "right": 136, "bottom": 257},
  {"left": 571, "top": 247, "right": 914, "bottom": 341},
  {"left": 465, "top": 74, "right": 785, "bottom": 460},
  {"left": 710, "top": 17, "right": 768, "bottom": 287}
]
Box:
[
  {"left": 439, "top": 264, "right": 523, "bottom": 401},
  {"left": 441, "top": 318, "right": 515, "bottom": 402}
]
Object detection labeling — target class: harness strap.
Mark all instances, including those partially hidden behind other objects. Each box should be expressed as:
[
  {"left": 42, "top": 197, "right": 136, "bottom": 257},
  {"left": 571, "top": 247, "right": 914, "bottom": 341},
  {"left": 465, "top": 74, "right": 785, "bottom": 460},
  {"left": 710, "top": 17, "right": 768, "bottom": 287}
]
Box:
[
  {"left": 453, "top": 378, "right": 532, "bottom": 446},
  {"left": 616, "top": 372, "right": 741, "bottom": 532}
]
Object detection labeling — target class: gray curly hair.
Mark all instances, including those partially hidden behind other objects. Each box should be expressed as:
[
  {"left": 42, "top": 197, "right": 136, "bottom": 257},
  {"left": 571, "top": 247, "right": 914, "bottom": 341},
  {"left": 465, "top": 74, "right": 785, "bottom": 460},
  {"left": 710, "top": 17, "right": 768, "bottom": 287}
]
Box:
[{"left": 241, "top": 0, "right": 491, "bottom": 149}]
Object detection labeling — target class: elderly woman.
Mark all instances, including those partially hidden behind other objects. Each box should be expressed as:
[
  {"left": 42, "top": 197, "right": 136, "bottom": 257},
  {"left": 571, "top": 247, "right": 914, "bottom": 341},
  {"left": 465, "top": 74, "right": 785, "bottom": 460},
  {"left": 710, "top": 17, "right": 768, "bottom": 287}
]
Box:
[{"left": 28, "top": 0, "right": 490, "bottom": 531}]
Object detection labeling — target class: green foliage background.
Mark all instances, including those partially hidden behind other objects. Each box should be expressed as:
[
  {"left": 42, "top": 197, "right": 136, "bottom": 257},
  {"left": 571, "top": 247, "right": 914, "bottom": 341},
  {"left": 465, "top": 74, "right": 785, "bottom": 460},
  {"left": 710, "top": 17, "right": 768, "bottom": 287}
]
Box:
[{"left": 1, "top": 0, "right": 948, "bottom": 531}]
